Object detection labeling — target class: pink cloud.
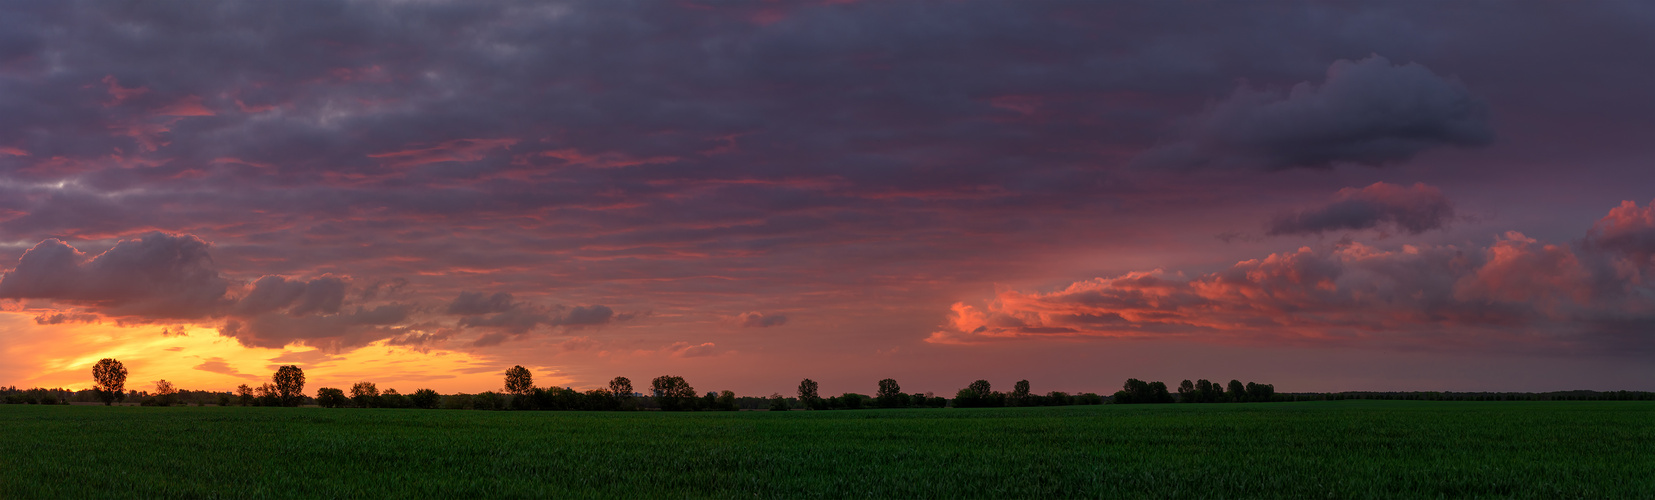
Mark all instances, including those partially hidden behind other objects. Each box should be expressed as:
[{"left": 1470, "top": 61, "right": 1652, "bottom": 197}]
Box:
[{"left": 930, "top": 202, "right": 1655, "bottom": 353}]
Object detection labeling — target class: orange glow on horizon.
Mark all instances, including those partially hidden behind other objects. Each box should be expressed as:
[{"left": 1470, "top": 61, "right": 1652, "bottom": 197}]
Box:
[{"left": 0, "top": 312, "right": 573, "bottom": 394}]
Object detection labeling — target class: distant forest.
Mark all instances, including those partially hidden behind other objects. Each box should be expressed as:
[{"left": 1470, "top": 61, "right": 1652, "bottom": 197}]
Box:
[{"left": 5, "top": 358, "right": 1653, "bottom": 409}]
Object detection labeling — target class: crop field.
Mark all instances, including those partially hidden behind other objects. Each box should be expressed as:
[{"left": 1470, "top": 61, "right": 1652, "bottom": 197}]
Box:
[{"left": 3, "top": 401, "right": 1652, "bottom": 498}]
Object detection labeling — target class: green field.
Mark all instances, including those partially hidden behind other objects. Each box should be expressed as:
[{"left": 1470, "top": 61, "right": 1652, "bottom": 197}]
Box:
[{"left": 3, "top": 401, "right": 1652, "bottom": 498}]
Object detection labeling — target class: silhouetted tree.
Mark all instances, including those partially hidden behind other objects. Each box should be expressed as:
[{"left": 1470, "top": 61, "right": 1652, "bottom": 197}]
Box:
[
  {"left": 651, "top": 375, "right": 695, "bottom": 411},
  {"left": 350, "top": 382, "right": 379, "bottom": 408},
  {"left": 584, "top": 388, "right": 619, "bottom": 411},
  {"left": 92, "top": 358, "right": 127, "bottom": 406},
  {"left": 273, "top": 365, "right": 305, "bottom": 406},
  {"left": 769, "top": 393, "right": 790, "bottom": 411},
  {"left": 716, "top": 390, "right": 738, "bottom": 411},
  {"left": 1114, "top": 379, "right": 1174, "bottom": 404},
  {"left": 505, "top": 366, "right": 534, "bottom": 396},
  {"left": 1012, "top": 380, "right": 1032, "bottom": 406},
  {"left": 1195, "top": 379, "right": 1218, "bottom": 403},
  {"left": 316, "top": 387, "right": 348, "bottom": 408},
  {"left": 411, "top": 388, "right": 441, "bottom": 409},
  {"left": 154, "top": 380, "right": 178, "bottom": 406},
  {"left": 875, "top": 378, "right": 903, "bottom": 408},
  {"left": 955, "top": 380, "right": 999, "bottom": 408},
  {"left": 1227, "top": 379, "right": 1247, "bottom": 402},
  {"left": 610, "top": 376, "right": 633, "bottom": 399},
  {"left": 1245, "top": 382, "right": 1275, "bottom": 402},
  {"left": 378, "top": 388, "right": 411, "bottom": 408},
  {"left": 236, "top": 384, "right": 255, "bottom": 406},
  {"left": 255, "top": 383, "right": 280, "bottom": 406},
  {"left": 473, "top": 391, "right": 504, "bottom": 410},
  {"left": 797, "top": 378, "right": 821, "bottom": 409},
  {"left": 1177, "top": 379, "right": 1196, "bottom": 402}
]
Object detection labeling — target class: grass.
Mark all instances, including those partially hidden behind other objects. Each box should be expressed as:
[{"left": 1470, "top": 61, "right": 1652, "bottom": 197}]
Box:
[{"left": 2, "top": 401, "right": 1652, "bottom": 498}]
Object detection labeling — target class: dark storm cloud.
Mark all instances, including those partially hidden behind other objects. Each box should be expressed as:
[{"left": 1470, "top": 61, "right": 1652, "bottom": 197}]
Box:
[
  {"left": 1269, "top": 182, "right": 1454, "bottom": 236},
  {"left": 1137, "top": 56, "right": 1493, "bottom": 171}
]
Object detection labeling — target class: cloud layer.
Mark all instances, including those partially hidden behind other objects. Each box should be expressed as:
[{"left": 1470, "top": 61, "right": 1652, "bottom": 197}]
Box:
[
  {"left": 932, "top": 201, "right": 1655, "bottom": 355},
  {"left": 1, "top": 2, "right": 1654, "bottom": 392}
]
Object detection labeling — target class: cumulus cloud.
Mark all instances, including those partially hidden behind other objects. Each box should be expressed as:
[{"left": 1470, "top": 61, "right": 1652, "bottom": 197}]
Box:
[
  {"left": 737, "top": 311, "right": 788, "bottom": 328},
  {"left": 1269, "top": 182, "right": 1454, "bottom": 236},
  {"left": 1585, "top": 200, "right": 1655, "bottom": 267},
  {"left": 0, "top": 233, "right": 232, "bottom": 319},
  {"left": 931, "top": 201, "right": 1655, "bottom": 354},
  {"left": 235, "top": 275, "right": 347, "bottom": 317},
  {"left": 1138, "top": 56, "right": 1492, "bottom": 171}
]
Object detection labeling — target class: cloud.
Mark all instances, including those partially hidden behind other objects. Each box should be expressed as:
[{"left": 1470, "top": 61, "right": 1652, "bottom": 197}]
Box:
[
  {"left": 0, "top": 233, "right": 233, "bottom": 320},
  {"left": 383, "top": 323, "right": 457, "bottom": 349},
  {"left": 234, "top": 275, "right": 347, "bottom": 317},
  {"left": 1585, "top": 200, "right": 1655, "bottom": 268},
  {"left": 737, "top": 311, "right": 788, "bottom": 328},
  {"left": 193, "top": 357, "right": 259, "bottom": 380},
  {"left": 1137, "top": 55, "right": 1492, "bottom": 171},
  {"left": 664, "top": 341, "right": 719, "bottom": 358},
  {"left": 1269, "top": 182, "right": 1454, "bottom": 236},
  {"left": 456, "top": 298, "right": 618, "bottom": 340},
  {"left": 560, "top": 305, "right": 614, "bottom": 327},
  {"left": 930, "top": 201, "right": 1655, "bottom": 354},
  {"left": 445, "top": 292, "right": 517, "bottom": 316},
  {"left": 33, "top": 312, "right": 99, "bottom": 325},
  {"left": 218, "top": 304, "right": 414, "bottom": 351}
]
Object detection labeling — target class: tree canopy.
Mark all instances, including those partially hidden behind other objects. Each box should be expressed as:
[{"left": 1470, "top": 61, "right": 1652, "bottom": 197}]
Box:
[{"left": 91, "top": 358, "right": 127, "bottom": 406}]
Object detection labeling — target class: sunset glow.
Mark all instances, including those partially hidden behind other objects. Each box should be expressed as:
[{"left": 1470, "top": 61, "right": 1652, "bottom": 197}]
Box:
[{"left": 2, "top": 2, "right": 1653, "bottom": 396}]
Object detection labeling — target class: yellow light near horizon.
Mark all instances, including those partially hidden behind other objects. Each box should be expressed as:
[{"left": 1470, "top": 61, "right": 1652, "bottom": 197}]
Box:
[{"left": 0, "top": 312, "right": 570, "bottom": 394}]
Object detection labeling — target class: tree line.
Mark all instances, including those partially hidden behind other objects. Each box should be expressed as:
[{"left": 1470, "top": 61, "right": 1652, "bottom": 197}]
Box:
[{"left": 11, "top": 358, "right": 1650, "bottom": 410}]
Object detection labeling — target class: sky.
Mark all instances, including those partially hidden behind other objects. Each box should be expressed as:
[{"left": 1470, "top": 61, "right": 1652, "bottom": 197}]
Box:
[{"left": 2, "top": 1, "right": 1654, "bottom": 397}]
